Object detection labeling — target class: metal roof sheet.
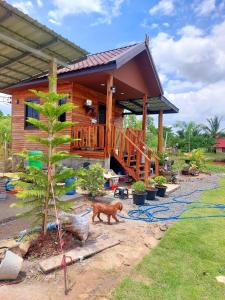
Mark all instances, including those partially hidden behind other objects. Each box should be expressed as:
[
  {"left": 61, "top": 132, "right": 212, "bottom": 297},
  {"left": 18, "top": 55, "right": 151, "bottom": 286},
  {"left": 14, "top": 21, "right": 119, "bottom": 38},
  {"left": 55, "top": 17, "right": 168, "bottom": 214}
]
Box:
[
  {"left": 117, "top": 96, "right": 179, "bottom": 114},
  {"left": 57, "top": 43, "right": 140, "bottom": 75},
  {"left": 0, "top": 1, "right": 87, "bottom": 91}
]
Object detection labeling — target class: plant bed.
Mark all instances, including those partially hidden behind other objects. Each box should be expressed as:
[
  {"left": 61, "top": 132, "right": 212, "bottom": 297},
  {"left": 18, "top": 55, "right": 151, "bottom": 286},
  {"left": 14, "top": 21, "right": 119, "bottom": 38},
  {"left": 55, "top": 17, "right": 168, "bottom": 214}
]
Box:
[{"left": 26, "top": 230, "right": 79, "bottom": 260}]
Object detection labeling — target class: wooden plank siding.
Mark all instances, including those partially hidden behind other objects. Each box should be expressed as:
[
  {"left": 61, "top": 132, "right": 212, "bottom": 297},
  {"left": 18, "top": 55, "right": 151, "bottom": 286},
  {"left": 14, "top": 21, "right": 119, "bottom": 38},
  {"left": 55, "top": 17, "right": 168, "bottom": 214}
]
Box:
[{"left": 11, "top": 79, "right": 123, "bottom": 155}]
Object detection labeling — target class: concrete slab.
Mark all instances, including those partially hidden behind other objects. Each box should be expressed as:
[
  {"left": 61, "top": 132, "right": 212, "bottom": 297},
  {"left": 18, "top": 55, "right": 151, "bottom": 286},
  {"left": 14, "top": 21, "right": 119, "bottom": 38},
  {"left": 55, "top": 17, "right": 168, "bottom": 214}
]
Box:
[
  {"left": 39, "top": 236, "right": 120, "bottom": 273},
  {"left": 165, "top": 184, "right": 180, "bottom": 195},
  {"left": 61, "top": 193, "right": 84, "bottom": 202}
]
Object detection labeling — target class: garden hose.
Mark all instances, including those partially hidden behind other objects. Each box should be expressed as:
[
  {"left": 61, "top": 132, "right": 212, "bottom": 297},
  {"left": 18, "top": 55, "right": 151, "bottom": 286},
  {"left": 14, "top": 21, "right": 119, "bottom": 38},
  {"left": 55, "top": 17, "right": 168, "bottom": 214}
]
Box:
[{"left": 118, "top": 185, "right": 225, "bottom": 223}]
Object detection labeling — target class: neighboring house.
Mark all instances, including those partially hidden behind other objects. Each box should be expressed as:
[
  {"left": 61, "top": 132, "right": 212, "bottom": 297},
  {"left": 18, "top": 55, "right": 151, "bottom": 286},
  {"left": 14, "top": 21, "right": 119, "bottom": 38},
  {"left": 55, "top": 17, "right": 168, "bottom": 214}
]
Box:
[
  {"left": 5, "top": 38, "right": 179, "bottom": 182},
  {"left": 214, "top": 138, "right": 225, "bottom": 153}
]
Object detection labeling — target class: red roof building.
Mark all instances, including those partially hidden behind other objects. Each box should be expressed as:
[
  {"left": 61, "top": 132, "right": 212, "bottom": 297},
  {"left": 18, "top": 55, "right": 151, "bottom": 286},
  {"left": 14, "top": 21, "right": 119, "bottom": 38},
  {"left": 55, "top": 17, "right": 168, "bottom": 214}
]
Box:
[{"left": 214, "top": 138, "right": 225, "bottom": 153}]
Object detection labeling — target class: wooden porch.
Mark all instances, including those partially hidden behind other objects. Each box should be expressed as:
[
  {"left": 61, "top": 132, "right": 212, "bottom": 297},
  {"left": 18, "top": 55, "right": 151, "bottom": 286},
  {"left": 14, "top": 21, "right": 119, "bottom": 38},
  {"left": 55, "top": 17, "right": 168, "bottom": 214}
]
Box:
[{"left": 71, "top": 124, "right": 159, "bottom": 182}]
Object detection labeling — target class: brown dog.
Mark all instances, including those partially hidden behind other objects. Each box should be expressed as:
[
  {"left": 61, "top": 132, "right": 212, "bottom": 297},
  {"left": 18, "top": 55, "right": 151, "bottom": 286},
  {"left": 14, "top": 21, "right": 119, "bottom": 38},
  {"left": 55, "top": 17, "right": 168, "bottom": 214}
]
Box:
[{"left": 92, "top": 202, "right": 123, "bottom": 225}]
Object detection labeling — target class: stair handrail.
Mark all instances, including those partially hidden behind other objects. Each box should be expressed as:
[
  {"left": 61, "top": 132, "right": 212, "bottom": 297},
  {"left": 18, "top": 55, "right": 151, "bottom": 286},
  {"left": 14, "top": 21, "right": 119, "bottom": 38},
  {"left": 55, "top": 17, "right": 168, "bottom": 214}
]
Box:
[{"left": 125, "top": 128, "right": 159, "bottom": 160}]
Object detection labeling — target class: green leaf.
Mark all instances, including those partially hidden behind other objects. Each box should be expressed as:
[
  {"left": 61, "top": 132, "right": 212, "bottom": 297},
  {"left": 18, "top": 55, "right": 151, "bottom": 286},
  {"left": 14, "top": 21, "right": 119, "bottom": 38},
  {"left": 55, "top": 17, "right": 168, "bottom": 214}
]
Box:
[{"left": 26, "top": 118, "right": 48, "bottom": 131}]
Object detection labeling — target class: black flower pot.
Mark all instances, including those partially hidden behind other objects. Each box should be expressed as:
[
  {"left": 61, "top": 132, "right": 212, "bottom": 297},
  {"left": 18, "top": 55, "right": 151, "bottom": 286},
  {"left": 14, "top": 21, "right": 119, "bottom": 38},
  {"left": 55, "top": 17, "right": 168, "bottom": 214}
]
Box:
[
  {"left": 156, "top": 185, "right": 167, "bottom": 197},
  {"left": 133, "top": 192, "right": 147, "bottom": 205},
  {"left": 146, "top": 188, "right": 158, "bottom": 200}
]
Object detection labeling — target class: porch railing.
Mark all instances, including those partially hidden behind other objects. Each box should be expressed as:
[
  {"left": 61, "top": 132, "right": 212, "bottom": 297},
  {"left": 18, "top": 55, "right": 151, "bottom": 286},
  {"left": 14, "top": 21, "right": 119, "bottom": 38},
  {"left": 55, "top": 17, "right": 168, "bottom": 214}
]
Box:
[{"left": 71, "top": 124, "right": 106, "bottom": 150}]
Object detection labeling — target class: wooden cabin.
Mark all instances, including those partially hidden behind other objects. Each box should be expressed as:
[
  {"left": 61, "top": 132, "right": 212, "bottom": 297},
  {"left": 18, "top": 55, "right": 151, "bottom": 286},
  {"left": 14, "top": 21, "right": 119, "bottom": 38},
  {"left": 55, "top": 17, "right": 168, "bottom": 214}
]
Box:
[{"left": 6, "top": 38, "right": 178, "bottom": 182}]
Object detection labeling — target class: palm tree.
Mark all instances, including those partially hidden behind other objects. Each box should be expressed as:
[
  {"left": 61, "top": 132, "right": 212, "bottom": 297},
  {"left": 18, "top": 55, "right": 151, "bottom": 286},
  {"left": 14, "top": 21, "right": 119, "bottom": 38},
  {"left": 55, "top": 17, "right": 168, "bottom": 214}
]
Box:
[
  {"left": 203, "top": 116, "right": 224, "bottom": 138},
  {"left": 175, "top": 121, "right": 202, "bottom": 151}
]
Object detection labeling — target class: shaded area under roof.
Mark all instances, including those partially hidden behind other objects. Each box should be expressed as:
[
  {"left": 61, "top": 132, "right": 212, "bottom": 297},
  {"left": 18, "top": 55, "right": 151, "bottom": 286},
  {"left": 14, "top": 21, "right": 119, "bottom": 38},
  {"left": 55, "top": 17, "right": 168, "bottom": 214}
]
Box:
[
  {"left": 117, "top": 96, "right": 179, "bottom": 115},
  {"left": 0, "top": 1, "right": 87, "bottom": 91}
]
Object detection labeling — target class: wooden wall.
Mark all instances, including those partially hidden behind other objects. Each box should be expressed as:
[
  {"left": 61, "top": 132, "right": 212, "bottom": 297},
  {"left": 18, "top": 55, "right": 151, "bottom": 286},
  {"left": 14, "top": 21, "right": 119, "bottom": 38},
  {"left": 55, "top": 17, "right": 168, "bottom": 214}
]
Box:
[{"left": 11, "top": 80, "right": 123, "bottom": 154}]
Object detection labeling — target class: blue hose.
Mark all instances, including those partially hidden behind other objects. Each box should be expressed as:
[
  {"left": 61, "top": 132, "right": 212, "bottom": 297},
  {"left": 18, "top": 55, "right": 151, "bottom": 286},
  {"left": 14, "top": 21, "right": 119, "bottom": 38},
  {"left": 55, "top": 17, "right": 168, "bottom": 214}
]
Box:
[{"left": 119, "top": 185, "right": 225, "bottom": 223}]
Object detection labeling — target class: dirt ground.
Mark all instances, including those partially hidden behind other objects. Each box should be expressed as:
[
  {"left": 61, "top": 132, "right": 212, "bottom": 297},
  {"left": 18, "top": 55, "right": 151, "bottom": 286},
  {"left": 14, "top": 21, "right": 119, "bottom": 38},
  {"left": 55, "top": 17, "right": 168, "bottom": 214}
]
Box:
[{"left": 0, "top": 194, "right": 166, "bottom": 300}]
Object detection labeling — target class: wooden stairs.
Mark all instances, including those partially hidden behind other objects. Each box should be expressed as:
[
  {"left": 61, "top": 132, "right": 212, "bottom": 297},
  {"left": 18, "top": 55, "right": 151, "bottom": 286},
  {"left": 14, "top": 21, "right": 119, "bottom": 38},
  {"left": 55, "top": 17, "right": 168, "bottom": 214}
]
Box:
[{"left": 112, "top": 127, "right": 159, "bottom": 183}]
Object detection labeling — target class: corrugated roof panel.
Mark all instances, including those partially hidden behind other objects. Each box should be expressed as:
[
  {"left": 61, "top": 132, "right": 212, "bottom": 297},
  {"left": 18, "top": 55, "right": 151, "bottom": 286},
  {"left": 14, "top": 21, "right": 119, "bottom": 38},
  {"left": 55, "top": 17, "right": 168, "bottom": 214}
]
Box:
[{"left": 0, "top": 1, "right": 87, "bottom": 90}]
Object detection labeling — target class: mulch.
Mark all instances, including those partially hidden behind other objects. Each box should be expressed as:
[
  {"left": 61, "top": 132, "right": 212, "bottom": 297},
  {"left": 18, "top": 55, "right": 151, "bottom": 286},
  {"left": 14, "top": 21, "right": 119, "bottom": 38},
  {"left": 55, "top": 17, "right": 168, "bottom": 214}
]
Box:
[{"left": 26, "top": 229, "right": 79, "bottom": 260}]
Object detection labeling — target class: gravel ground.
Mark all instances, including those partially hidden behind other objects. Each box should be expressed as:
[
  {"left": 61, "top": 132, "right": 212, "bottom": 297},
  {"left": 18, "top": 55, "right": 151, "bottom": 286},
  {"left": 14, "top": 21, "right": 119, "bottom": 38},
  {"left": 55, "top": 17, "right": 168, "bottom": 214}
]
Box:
[{"left": 118, "top": 173, "right": 222, "bottom": 225}]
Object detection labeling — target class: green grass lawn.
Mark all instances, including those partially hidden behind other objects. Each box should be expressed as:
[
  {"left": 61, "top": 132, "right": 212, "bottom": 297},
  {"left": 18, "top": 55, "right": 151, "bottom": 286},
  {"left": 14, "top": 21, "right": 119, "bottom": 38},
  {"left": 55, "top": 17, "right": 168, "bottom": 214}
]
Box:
[{"left": 113, "top": 177, "right": 225, "bottom": 300}]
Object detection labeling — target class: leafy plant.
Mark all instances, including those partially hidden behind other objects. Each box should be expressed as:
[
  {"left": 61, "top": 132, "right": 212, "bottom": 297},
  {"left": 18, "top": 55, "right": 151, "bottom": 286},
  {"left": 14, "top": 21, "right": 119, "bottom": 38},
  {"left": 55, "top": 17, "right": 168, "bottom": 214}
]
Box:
[
  {"left": 0, "top": 112, "right": 11, "bottom": 169},
  {"left": 154, "top": 176, "right": 167, "bottom": 186},
  {"left": 132, "top": 181, "right": 146, "bottom": 193},
  {"left": 185, "top": 148, "right": 206, "bottom": 169},
  {"left": 78, "top": 163, "right": 104, "bottom": 198},
  {"left": 11, "top": 78, "right": 78, "bottom": 235},
  {"left": 158, "top": 152, "right": 168, "bottom": 165},
  {"left": 146, "top": 178, "right": 156, "bottom": 189}
]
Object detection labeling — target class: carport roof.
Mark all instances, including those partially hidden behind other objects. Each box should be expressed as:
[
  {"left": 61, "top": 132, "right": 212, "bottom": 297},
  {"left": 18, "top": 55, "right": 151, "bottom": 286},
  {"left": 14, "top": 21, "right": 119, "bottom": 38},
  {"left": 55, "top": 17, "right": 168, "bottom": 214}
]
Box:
[
  {"left": 117, "top": 96, "right": 179, "bottom": 114},
  {"left": 0, "top": 1, "right": 87, "bottom": 91}
]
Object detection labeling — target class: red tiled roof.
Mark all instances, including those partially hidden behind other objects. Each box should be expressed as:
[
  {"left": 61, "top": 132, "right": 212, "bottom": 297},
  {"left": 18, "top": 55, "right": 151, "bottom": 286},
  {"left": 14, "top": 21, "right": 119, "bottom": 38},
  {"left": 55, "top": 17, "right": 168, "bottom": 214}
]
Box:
[
  {"left": 214, "top": 138, "right": 225, "bottom": 148},
  {"left": 58, "top": 43, "right": 141, "bottom": 75}
]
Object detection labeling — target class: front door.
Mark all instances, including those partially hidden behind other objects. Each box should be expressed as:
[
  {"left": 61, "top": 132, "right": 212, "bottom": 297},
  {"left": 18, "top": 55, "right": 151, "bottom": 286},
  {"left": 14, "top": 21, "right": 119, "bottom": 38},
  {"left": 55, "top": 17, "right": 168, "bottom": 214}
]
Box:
[{"left": 98, "top": 103, "right": 106, "bottom": 124}]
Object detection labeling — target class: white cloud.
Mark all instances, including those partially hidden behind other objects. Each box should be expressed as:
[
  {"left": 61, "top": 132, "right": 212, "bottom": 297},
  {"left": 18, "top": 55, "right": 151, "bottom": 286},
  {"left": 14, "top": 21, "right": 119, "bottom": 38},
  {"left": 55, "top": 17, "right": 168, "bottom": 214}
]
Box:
[
  {"left": 150, "top": 20, "right": 225, "bottom": 125},
  {"left": 12, "top": 1, "right": 33, "bottom": 14},
  {"left": 178, "top": 25, "right": 204, "bottom": 37},
  {"left": 194, "top": 0, "right": 216, "bottom": 16},
  {"left": 164, "top": 80, "right": 225, "bottom": 126},
  {"left": 36, "top": 0, "right": 43, "bottom": 8},
  {"left": 48, "top": 0, "right": 125, "bottom": 25},
  {"left": 163, "top": 22, "right": 170, "bottom": 27},
  {"left": 149, "top": 0, "right": 174, "bottom": 16},
  {"left": 151, "top": 21, "right": 225, "bottom": 84}
]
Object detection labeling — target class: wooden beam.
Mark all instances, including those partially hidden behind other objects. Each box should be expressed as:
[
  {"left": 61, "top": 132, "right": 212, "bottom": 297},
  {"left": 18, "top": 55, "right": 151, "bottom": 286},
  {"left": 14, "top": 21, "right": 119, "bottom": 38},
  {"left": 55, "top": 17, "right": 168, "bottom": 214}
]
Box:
[
  {"left": 0, "top": 32, "right": 68, "bottom": 67},
  {"left": 49, "top": 58, "right": 57, "bottom": 92},
  {"left": 142, "top": 94, "right": 147, "bottom": 142},
  {"left": 157, "top": 110, "right": 163, "bottom": 153},
  {"left": 106, "top": 74, "right": 113, "bottom": 160}
]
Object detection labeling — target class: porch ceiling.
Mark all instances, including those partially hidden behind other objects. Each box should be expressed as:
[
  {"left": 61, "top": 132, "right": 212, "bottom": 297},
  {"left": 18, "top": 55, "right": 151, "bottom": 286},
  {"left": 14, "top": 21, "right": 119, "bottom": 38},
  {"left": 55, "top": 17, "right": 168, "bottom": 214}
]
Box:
[{"left": 117, "top": 96, "right": 179, "bottom": 115}]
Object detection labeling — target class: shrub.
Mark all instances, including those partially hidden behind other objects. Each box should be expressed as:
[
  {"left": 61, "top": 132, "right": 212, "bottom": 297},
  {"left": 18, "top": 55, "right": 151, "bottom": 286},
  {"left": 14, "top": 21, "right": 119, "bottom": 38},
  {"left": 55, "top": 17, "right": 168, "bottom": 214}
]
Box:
[
  {"left": 78, "top": 163, "right": 104, "bottom": 197},
  {"left": 154, "top": 176, "right": 167, "bottom": 186},
  {"left": 132, "top": 181, "right": 146, "bottom": 193},
  {"left": 185, "top": 148, "right": 206, "bottom": 169},
  {"left": 158, "top": 152, "right": 168, "bottom": 166},
  {"left": 146, "top": 178, "right": 156, "bottom": 189}
]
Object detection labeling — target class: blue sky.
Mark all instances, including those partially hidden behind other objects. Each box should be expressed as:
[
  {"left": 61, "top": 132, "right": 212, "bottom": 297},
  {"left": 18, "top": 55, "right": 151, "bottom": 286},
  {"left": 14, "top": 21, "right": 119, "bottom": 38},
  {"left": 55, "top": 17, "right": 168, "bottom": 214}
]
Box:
[{"left": 1, "top": 0, "right": 225, "bottom": 127}]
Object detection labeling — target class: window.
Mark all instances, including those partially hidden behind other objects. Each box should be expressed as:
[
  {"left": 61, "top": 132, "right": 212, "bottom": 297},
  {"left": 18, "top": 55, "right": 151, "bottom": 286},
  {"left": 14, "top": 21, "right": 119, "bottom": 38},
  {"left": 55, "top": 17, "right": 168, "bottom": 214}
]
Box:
[
  {"left": 58, "top": 98, "right": 66, "bottom": 122},
  {"left": 24, "top": 98, "right": 39, "bottom": 129}
]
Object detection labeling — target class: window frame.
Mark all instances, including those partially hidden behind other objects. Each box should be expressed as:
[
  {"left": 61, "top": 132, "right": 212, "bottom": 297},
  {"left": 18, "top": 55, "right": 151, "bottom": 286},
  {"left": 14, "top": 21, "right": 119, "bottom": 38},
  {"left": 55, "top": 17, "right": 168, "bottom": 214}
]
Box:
[
  {"left": 24, "top": 97, "right": 40, "bottom": 130},
  {"left": 58, "top": 98, "right": 67, "bottom": 123}
]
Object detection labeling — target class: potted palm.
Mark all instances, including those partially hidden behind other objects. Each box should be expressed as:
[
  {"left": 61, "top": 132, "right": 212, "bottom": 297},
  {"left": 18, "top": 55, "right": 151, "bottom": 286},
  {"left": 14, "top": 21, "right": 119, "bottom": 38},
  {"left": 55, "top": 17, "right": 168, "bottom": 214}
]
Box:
[
  {"left": 146, "top": 178, "right": 158, "bottom": 201},
  {"left": 132, "top": 181, "right": 146, "bottom": 205},
  {"left": 154, "top": 176, "right": 167, "bottom": 197}
]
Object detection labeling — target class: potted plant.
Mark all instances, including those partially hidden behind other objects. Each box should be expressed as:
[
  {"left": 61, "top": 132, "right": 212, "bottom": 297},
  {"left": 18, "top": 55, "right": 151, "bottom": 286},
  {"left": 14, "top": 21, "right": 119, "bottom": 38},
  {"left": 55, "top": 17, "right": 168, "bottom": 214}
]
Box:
[
  {"left": 154, "top": 176, "right": 167, "bottom": 197},
  {"left": 145, "top": 178, "right": 158, "bottom": 201},
  {"left": 132, "top": 181, "right": 146, "bottom": 205}
]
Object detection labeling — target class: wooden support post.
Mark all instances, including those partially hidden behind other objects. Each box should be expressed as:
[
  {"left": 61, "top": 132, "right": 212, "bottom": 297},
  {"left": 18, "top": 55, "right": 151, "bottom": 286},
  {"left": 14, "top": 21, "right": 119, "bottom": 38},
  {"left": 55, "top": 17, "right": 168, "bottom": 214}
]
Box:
[
  {"left": 142, "top": 94, "right": 147, "bottom": 143},
  {"left": 157, "top": 110, "right": 163, "bottom": 153},
  {"left": 105, "top": 74, "right": 113, "bottom": 168},
  {"left": 49, "top": 58, "right": 57, "bottom": 92}
]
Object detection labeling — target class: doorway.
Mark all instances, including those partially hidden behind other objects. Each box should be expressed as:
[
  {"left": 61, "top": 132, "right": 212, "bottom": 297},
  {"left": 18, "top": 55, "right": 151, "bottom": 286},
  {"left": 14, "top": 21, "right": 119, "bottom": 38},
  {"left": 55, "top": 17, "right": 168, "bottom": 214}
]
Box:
[{"left": 98, "top": 103, "right": 106, "bottom": 124}]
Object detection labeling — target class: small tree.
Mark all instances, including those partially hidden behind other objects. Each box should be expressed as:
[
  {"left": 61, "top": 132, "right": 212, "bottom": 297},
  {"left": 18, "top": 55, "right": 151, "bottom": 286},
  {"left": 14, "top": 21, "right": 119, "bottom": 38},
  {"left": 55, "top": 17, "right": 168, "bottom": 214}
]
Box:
[
  {"left": 78, "top": 163, "right": 104, "bottom": 198},
  {"left": 0, "top": 113, "right": 11, "bottom": 170},
  {"left": 12, "top": 80, "right": 78, "bottom": 235}
]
